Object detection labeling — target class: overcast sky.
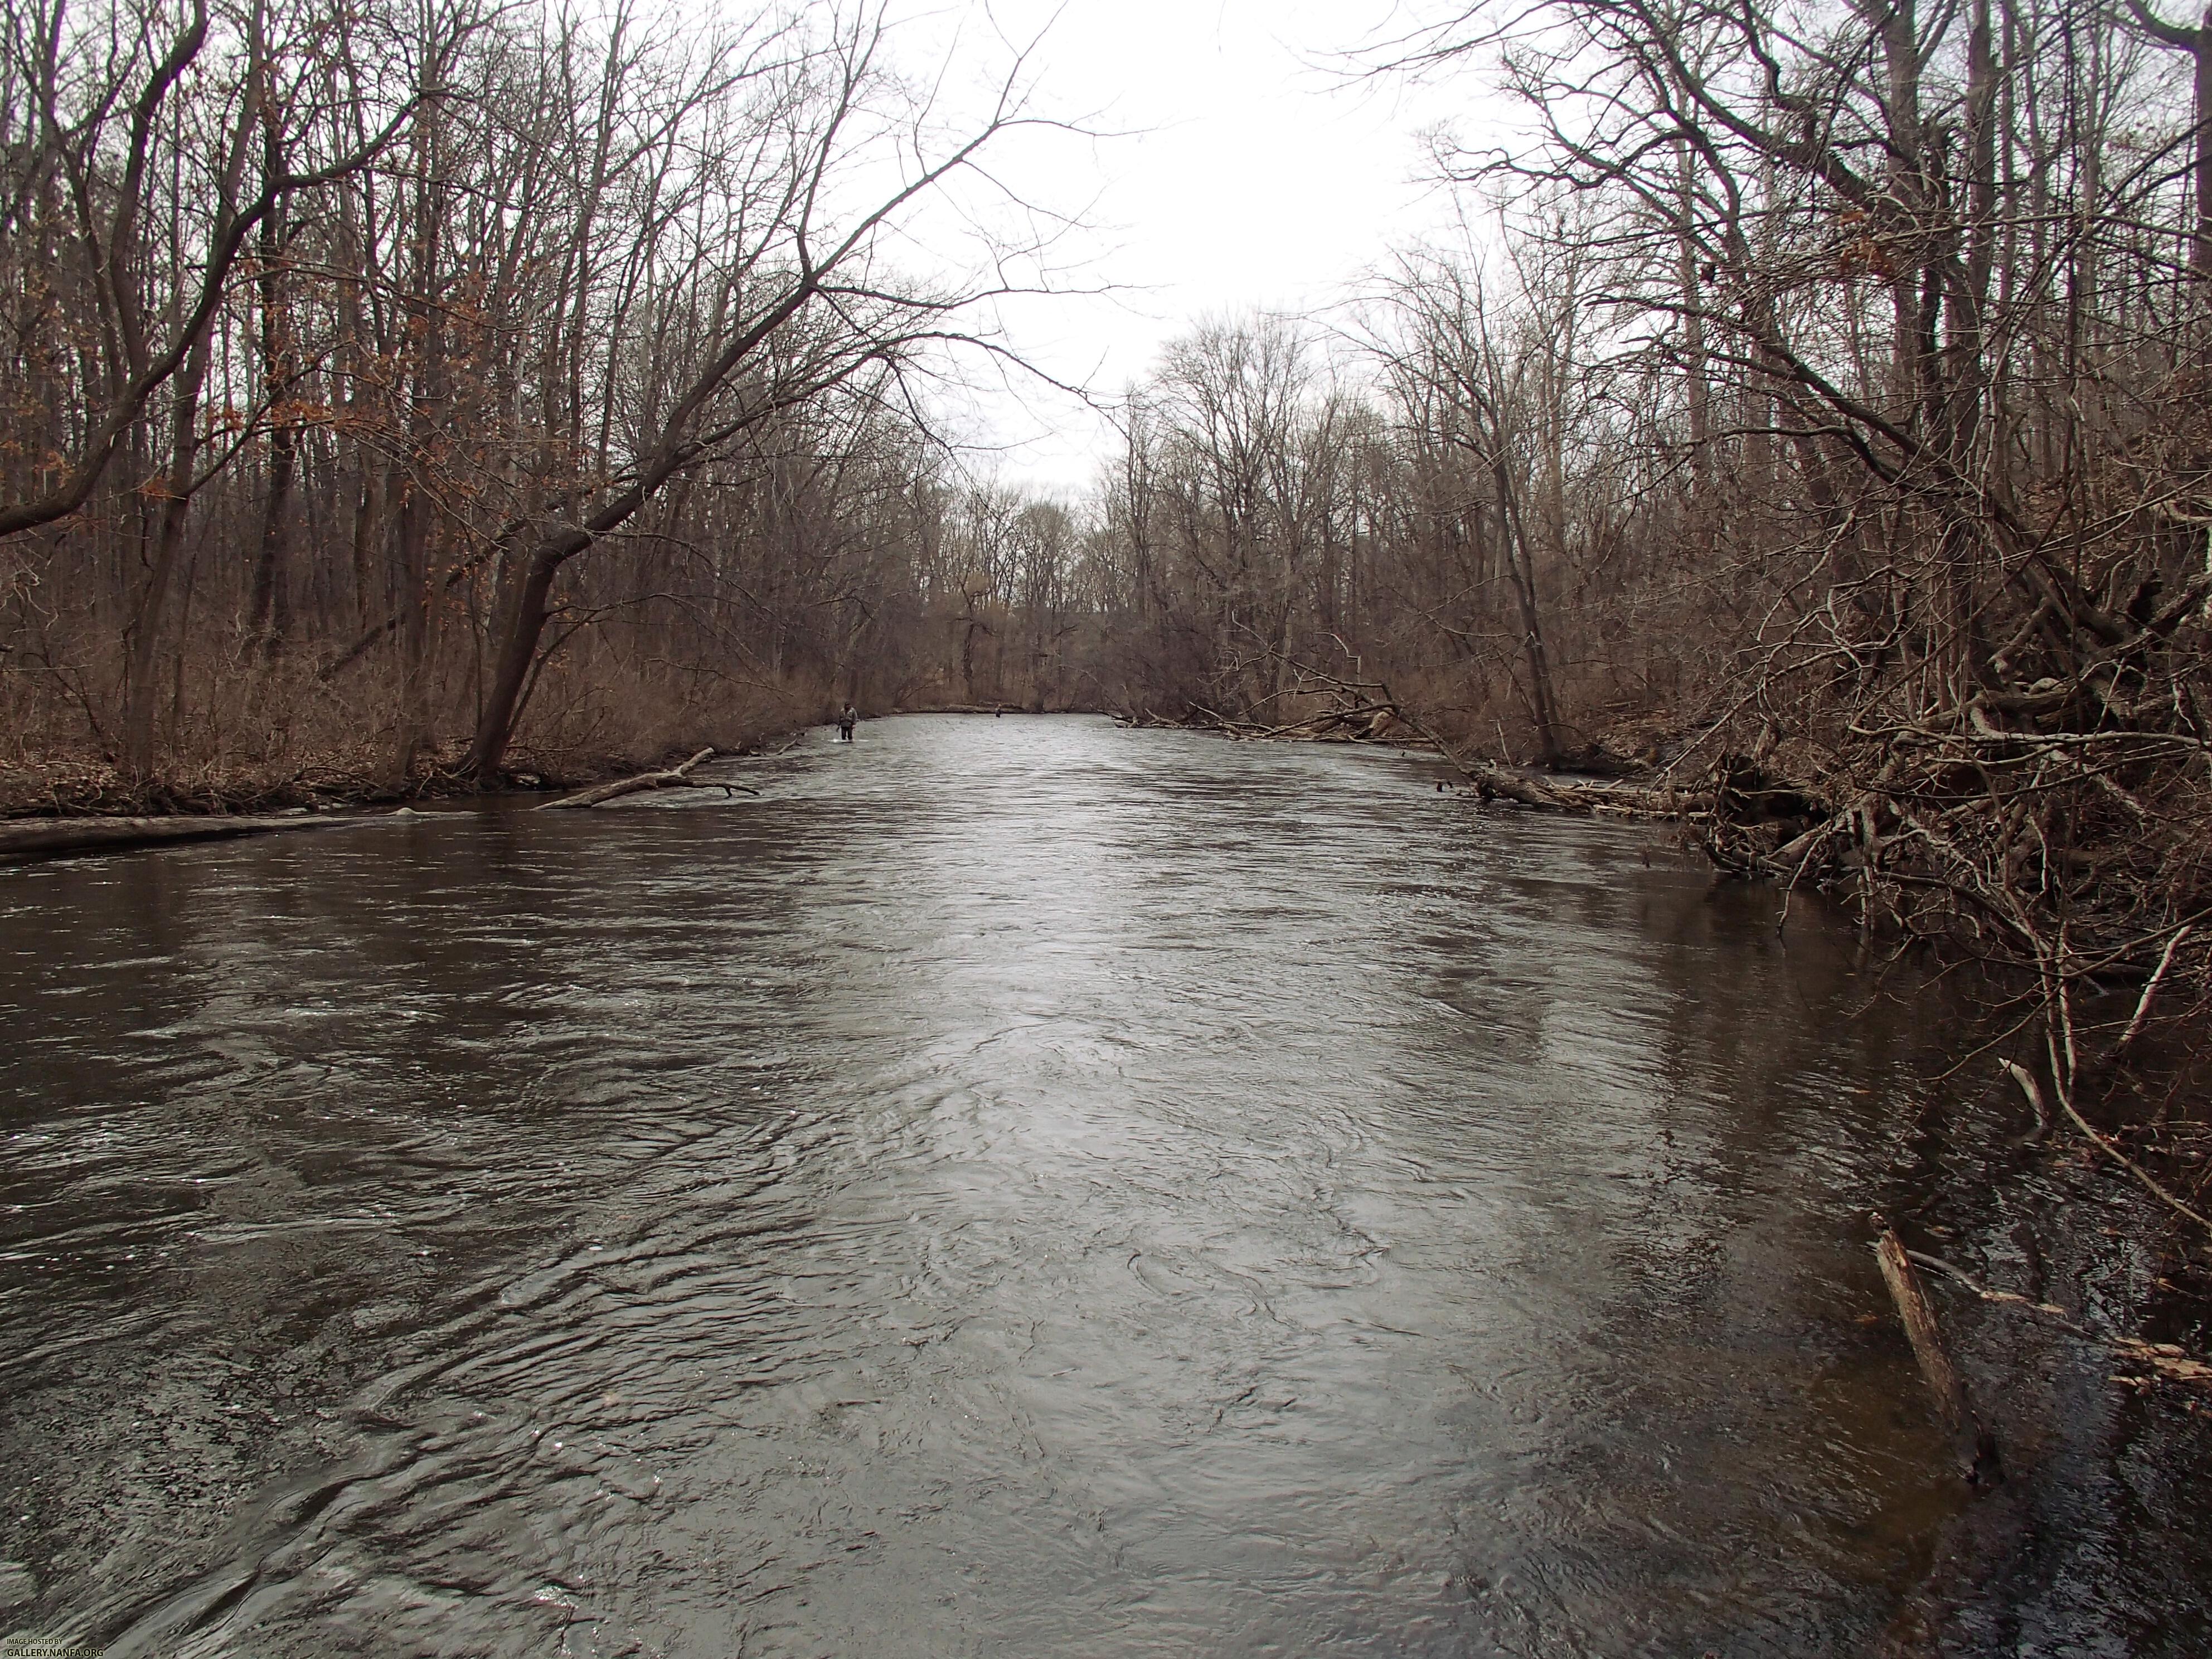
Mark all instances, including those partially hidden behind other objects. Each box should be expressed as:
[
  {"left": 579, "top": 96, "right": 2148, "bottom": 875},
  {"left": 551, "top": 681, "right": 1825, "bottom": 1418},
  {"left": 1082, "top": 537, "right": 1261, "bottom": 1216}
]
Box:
[{"left": 886, "top": 0, "right": 1486, "bottom": 496}]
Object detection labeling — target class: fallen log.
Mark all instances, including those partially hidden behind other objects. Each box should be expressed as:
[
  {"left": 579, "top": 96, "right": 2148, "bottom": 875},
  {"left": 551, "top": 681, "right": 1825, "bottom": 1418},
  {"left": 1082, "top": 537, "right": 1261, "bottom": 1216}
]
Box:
[
  {"left": 1393, "top": 705, "right": 1699, "bottom": 817},
  {"left": 0, "top": 812, "right": 352, "bottom": 861},
  {"left": 1874, "top": 1217, "right": 2003, "bottom": 1487},
  {"left": 540, "top": 748, "right": 757, "bottom": 809}
]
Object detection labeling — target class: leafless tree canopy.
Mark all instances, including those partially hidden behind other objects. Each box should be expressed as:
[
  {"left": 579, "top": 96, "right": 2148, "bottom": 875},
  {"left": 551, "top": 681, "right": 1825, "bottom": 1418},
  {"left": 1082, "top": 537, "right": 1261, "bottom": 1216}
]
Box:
[{"left": 1, "top": 0, "right": 1068, "bottom": 792}]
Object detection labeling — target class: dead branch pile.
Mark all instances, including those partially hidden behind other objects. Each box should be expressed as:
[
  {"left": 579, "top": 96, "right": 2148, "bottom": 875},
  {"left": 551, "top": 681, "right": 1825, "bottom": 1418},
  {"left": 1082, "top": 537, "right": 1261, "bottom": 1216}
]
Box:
[
  {"left": 1704, "top": 558, "right": 2212, "bottom": 1125},
  {"left": 1724, "top": 574, "right": 2211, "bottom": 932}
]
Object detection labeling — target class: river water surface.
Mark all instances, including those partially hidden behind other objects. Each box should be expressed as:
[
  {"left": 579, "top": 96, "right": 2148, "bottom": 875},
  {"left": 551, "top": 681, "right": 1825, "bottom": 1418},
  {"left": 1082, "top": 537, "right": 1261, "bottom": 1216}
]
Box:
[{"left": 3, "top": 715, "right": 2208, "bottom": 1656}]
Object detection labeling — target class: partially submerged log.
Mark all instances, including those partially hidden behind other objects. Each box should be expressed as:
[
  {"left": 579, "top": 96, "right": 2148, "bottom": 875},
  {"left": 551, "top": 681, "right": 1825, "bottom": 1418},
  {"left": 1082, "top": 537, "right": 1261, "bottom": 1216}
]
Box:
[
  {"left": 1393, "top": 705, "right": 1701, "bottom": 817},
  {"left": 540, "top": 748, "right": 757, "bottom": 809},
  {"left": 0, "top": 812, "right": 350, "bottom": 861},
  {"left": 1874, "top": 1217, "right": 2003, "bottom": 1487}
]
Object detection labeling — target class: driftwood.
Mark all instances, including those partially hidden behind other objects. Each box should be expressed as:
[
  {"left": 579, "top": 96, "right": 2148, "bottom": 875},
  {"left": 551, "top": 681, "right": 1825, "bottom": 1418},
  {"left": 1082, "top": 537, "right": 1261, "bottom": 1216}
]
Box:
[
  {"left": 0, "top": 812, "right": 351, "bottom": 861},
  {"left": 1406, "top": 714, "right": 1706, "bottom": 817},
  {"left": 540, "top": 748, "right": 756, "bottom": 809},
  {"left": 1874, "top": 1217, "right": 2004, "bottom": 1486}
]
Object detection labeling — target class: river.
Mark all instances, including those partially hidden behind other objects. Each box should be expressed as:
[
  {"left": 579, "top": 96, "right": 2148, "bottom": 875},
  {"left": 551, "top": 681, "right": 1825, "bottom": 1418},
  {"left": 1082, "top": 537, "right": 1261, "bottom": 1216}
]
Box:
[{"left": 2, "top": 714, "right": 2206, "bottom": 1656}]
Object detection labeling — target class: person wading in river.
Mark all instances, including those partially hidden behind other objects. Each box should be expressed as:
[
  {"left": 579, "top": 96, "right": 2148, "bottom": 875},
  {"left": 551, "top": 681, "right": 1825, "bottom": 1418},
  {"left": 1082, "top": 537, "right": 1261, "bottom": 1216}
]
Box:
[{"left": 837, "top": 704, "right": 857, "bottom": 741}]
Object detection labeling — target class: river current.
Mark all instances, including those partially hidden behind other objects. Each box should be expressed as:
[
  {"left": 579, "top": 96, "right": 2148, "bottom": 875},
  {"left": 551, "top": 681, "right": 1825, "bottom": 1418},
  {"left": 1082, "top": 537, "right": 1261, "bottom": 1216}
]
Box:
[{"left": 2, "top": 714, "right": 2206, "bottom": 1656}]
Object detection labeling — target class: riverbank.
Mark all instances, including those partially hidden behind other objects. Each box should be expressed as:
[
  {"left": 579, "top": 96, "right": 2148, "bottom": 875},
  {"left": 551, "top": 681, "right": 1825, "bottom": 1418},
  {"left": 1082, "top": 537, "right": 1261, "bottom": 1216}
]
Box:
[
  {"left": 0, "top": 700, "right": 1113, "bottom": 823},
  {"left": 0, "top": 704, "right": 1097, "bottom": 840},
  {"left": 0, "top": 741, "right": 668, "bottom": 820},
  {"left": 0, "top": 715, "right": 827, "bottom": 818},
  {"left": 0, "top": 741, "right": 742, "bottom": 860}
]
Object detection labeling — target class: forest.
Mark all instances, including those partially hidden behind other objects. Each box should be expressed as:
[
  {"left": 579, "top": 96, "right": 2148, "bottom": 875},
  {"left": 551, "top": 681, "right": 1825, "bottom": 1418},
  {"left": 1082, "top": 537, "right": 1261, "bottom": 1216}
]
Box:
[{"left": 4, "top": 1, "right": 2209, "bottom": 1141}]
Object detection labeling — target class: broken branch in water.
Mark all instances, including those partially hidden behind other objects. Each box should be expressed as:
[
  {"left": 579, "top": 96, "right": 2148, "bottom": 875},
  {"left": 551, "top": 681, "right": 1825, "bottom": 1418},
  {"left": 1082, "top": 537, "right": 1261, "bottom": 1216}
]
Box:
[
  {"left": 1213, "top": 651, "right": 1705, "bottom": 818},
  {"left": 2049, "top": 1077, "right": 2212, "bottom": 1242},
  {"left": 2002, "top": 1059, "right": 2050, "bottom": 1136},
  {"left": 1904, "top": 1246, "right": 2212, "bottom": 1388},
  {"left": 541, "top": 749, "right": 758, "bottom": 809},
  {"left": 2117, "top": 926, "right": 2193, "bottom": 1056},
  {"left": 2001, "top": 976, "right": 2212, "bottom": 1245},
  {"left": 1873, "top": 1217, "right": 2004, "bottom": 1486}
]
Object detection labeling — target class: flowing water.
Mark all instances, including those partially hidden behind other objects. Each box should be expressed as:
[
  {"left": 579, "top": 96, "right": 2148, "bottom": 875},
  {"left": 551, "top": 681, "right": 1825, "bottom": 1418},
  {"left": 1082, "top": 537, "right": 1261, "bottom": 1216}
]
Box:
[{"left": 2, "top": 714, "right": 2206, "bottom": 1657}]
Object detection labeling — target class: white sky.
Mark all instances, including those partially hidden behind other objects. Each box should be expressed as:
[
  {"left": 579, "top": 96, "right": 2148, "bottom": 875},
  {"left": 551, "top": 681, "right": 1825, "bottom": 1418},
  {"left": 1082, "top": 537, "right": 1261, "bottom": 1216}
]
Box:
[{"left": 884, "top": 0, "right": 1488, "bottom": 495}]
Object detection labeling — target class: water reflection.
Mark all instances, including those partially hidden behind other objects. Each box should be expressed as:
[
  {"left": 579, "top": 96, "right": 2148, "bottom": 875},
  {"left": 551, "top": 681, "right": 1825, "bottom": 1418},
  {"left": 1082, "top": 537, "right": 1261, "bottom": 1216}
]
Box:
[{"left": 0, "top": 715, "right": 2199, "bottom": 1656}]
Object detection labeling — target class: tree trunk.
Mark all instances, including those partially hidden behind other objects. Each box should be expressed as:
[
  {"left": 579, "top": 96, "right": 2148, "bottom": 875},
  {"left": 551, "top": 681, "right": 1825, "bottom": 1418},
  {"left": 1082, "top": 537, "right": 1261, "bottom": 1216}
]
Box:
[
  {"left": 248, "top": 184, "right": 296, "bottom": 657},
  {"left": 465, "top": 532, "right": 588, "bottom": 777},
  {"left": 122, "top": 331, "right": 214, "bottom": 774},
  {"left": 1493, "top": 457, "right": 1563, "bottom": 762},
  {"left": 392, "top": 89, "right": 447, "bottom": 786},
  {"left": 2194, "top": 11, "right": 2212, "bottom": 276}
]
